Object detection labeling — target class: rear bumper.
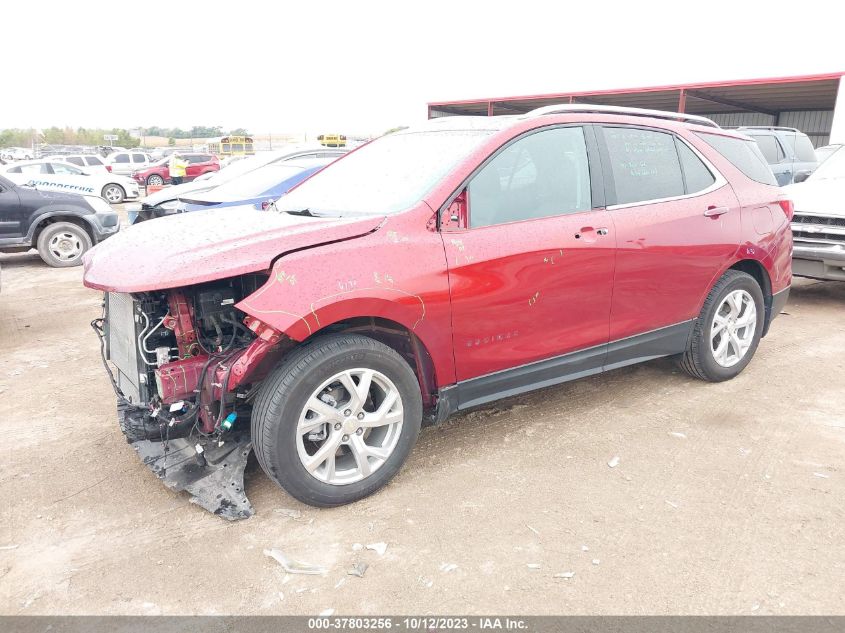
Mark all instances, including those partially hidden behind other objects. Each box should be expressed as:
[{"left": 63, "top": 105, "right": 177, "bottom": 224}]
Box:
[{"left": 792, "top": 243, "right": 845, "bottom": 281}]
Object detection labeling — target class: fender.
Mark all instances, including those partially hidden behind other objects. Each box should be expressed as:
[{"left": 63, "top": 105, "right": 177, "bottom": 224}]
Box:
[
  {"left": 236, "top": 208, "right": 457, "bottom": 386},
  {"left": 24, "top": 206, "right": 98, "bottom": 243}
]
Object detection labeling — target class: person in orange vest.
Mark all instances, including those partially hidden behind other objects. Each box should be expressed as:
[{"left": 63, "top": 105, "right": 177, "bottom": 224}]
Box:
[{"left": 168, "top": 153, "right": 189, "bottom": 185}]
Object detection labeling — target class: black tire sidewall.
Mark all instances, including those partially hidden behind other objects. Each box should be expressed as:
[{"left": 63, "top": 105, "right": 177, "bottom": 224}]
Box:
[
  {"left": 694, "top": 273, "right": 765, "bottom": 380},
  {"left": 255, "top": 337, "right": 422, "bottom": 507},
  {"left": 36, "top": 222, "right": 92, "bottom": 267}
]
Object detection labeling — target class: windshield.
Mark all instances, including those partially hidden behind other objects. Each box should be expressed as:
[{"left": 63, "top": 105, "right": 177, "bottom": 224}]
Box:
[
  {"left": 200, "top": 163, "right": 306, "bottom": 201},
  {"left": 808, "top": 145, "right": 845, "bottom": 181},
  {"left": 275, "top": 130, "right": 495, "bottom": 216},
  {"left": 205, "top": 152, "right": 281, "bottom": 185}
]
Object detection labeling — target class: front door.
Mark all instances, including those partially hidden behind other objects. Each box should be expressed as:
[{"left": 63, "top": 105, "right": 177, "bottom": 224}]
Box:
[{"left": 444, "top": 126, "right": 616, "bottom": 404}]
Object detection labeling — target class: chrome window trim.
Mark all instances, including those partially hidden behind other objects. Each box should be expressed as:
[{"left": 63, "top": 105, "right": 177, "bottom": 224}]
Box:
[{"left": 606, "top": 132, "right": 727, "bottom": 211}]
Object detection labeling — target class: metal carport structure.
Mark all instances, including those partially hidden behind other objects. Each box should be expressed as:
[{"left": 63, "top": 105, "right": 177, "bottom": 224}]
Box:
[{"left": 428, "top": 72, "right": 845, "bottom": 147}]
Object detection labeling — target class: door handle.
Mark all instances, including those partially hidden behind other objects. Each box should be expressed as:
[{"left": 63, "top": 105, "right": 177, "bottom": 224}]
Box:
[{"left": 704, "top": 206, "right": 729, "bottom": 218}]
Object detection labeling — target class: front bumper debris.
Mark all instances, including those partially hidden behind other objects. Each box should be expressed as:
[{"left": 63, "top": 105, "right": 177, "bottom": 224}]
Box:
[{"left": 118, "top": 405, "right": 254, "bottom": 520}]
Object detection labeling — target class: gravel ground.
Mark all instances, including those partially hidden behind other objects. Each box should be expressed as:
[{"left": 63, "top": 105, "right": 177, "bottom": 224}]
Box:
[{"left": 1, "top": 236, "right": 843, "bottom": 615}]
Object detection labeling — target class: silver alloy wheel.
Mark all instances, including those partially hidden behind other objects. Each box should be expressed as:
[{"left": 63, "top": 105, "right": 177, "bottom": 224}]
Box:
[
  {"left": 103, "top": 185, "right": 123, "bottom": 203},
  {"left": 147, "top": 175, "right": 164, "bottom": 186},
  {"left": 48, "top": 231, "right": 83, "bottom": 262},
  {"left": 710, "top": 289, "right": 757, "bottom": 368},
  {"left": 296, "top": 368, "right": 404, "bottom": 485}
]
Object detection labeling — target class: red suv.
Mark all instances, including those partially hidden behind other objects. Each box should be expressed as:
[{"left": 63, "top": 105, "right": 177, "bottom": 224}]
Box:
[
  {"left": 131, "top": 153, "right": 219, "bottom": 186},
  {"left": 83, "top": 106, "right": 792, "bottom": 519}
]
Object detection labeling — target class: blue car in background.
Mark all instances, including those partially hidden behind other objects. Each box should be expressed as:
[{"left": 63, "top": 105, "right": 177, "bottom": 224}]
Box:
[{"left": 174, "top": 157, "right": 337, "bottom": 213}]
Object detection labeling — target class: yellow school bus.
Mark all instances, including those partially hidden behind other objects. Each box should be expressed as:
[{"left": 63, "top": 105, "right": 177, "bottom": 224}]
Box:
[
  {"left": 207, "top": 135, "right": 255, "bottom": 157},
  {"left": 317, "top": 134, "right": 347, "bottom": 148}
]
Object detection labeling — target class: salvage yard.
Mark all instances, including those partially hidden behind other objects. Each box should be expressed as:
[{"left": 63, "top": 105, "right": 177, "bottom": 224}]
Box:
[{"left": 1, "top": 218, "right": 844, "bottom": 615}]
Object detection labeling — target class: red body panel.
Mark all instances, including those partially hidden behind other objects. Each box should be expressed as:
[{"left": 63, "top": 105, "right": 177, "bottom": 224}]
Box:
[
  {"left": 84, "top": 112, "right": 792, "bottom": 395},
  {"left": 82, "top": 206, "right": 385, "bottom": 292},
  {"left": 132, "top": 156, "right": 220, "bottom": 184}
]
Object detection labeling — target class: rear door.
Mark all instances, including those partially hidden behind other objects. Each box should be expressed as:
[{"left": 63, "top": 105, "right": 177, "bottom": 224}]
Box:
[
  {"left": 597, "top": 125, "right": 741, "bottom": 363},
  {"left": 445, "top": 125, "right": 616, "bottom": 391},
  {"left": 185, "top": 154, "right": 210, "bottom": 179}
]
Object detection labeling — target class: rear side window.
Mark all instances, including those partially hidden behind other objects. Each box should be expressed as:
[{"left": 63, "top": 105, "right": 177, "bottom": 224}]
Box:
[
  {"left": 66, "top": 156, "right": 84, "bottom": 166},
  {"left": 114, "top": 154, "right": 129, "bottom": 163},
  {"left": 603, "top": 127, "right": 684, "bottom": 205},
  {"left": 677, "top": 141, "right": 716, "bottom": 193},
  {"left": 132, "top": 154, "right": 146, "bottom": 163},
  {"left": 781, "top": 132, "right": 818, "bottom": 162},
  {"left": 86, "top": 157, "right": 104, "bottom": 166},
  {"left": 696, "top": 133, "right": 777, "bottom": 186},
  {"left": 748, "top": 135, "right": 783, "bottom": 164}
]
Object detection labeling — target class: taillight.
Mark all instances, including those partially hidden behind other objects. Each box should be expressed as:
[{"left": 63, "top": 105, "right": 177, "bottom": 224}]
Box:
[
  {"left": 777, "top": 198, "right": 794, "bottom": 221},
  {"left": 105, "top": 165, "right": 112, "bottom": 172}
]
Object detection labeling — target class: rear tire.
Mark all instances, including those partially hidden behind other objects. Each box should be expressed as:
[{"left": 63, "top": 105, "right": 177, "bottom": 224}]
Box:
[
  {"left": 252, "top": 334, "right": 422, "bottom": 507},
  {"left": 679, "top": 270, "right": 764, "bottom": 382},
  {"left": 36, "top": 222, "right": 92, "bottom": 267}
]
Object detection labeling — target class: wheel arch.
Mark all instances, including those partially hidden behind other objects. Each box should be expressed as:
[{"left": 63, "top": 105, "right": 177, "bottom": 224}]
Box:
[
  {"left": 302, "top": 315, "right": 439, "bottom": 415},
  {"left": 698, "top": 258, "right": 775, "bottom": 337},
  {"left": 29, "top": 212, "right": 96, "bottom": 246}
]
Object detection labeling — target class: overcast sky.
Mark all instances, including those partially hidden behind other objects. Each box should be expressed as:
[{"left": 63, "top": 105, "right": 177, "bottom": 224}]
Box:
[{"left": 5, "top": 1, "right": 843, "bottom": 136}]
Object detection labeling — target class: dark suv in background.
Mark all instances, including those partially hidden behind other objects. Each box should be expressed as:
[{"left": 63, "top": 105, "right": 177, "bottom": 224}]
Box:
[{"left": 733, "top": 126, "right": 818, "bottom": 185}]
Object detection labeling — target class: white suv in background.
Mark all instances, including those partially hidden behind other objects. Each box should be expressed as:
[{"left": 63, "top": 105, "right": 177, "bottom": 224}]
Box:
[
  {"left": 48, "top": 154, "right": 112, "bottom": 174},
  {"left": 106, "top": 151, "right": 153, "bottom": 176}
]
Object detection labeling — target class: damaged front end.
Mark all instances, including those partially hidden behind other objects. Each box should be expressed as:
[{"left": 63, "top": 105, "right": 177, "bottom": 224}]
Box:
[{"left": 92, "top": 276, "right": 291, "bottom": 520}]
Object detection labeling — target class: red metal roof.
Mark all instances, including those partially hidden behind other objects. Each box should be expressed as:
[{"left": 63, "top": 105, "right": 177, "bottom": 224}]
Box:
[{"left": 428, "top": 72, "right": 844, "bottom": 118}]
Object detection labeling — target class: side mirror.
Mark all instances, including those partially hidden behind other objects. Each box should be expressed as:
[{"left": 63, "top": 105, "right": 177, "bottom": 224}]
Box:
[
  {"left": 793, "top": 171, "right": 811, "bottom": 184},
  {"left": 441, "top": 189, "right": 467, "bottom": 229}
]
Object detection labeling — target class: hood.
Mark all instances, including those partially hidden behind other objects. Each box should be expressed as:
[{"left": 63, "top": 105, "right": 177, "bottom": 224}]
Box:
[
  {"left": 83, "top": 206, "right": 385, "bottom": 292},
  {"left": 141, "top": 180, "right": 218, "bottom": 206},
  {"left": 782, "top": 178, "right": 845, "bottom": 216}
]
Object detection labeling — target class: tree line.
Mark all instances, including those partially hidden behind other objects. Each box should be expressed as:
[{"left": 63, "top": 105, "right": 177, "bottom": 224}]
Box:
[{"left": 0, "top": 126, "right": 252, "bottom": 148}]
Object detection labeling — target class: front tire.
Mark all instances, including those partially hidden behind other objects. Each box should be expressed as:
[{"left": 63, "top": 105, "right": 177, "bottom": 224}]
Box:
[
  {"left": 680, "top": 270, "right": 764, "bottom": 382},
  {"left": 101, "top": 184, "right": 125, "bottom": 204},
  {"left": 252, "top": 334, "right": 422, "bottom": 507},
  {"left": 146, "top": 174, "right": 164, "bottom": 187},
  {"left": 36, "top": 222, "right": 92, "bottom": 267}
]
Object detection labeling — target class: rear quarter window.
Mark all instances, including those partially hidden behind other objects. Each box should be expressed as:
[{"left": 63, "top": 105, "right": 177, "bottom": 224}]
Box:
[
  {"left": 695, "top": 133, "right": 778, "bottom": 186},
  {"left": 781, "top": 132, "right": 818, "bottom": 163}
]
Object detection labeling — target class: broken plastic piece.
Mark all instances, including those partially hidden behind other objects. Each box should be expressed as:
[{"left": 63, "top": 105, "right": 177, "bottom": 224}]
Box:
[
  {"left": 348, "top": 562, "right": 369, "bottom": 577},
  {"left": 527, "top": 563, "right": 541, "bottom": 570},
  {"left": 263, "top": 549, "right": 327, "bottom": 575},
  {"left": 592, "top": 559, "right": 600, "bottom": 565},
  {"left": 554, "top": 572, "right": 576, "bottom": 579},
  {"left": 439, "top": 563, "right": 458, "bottom": 573},
  {"left": 320, "top": 609, "right": 335, "bottom": 617},
  {"left": 352, "top": 543, "right": 363, "bottom": 552},
  {"left": 275, "top": 508, "right": 303, "bottom": 519},
  {"left": 668, "top": 431, "right": 687, "bottom": 439},
  {"left": 366, "top": 542, "right": 388, "bottom": 556},
  {"left": 608, "top": 456, "right": 620, "bottom": 468}
]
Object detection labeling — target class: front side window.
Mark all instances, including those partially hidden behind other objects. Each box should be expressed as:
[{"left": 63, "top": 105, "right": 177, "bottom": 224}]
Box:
[
  {"left": 132, "top": 154, "right": 146, "bottom": 163},
  {"left": 50, "top": 162, "right": 83, "bottom": 175},
  {"left": 468, "top": 127, "right": 591, "bottom": 228},
  {"left": 86, "top": 157, "right": 104, "bottom": 166},
  {"left": 114, "top": 154, "right": 129, "bottom": 163},
  {"left": 603, "top": 127, "right": 684, "bottom": 205}
]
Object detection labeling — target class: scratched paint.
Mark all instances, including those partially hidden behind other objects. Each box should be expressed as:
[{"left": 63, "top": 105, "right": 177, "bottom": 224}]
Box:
[{"left": 528, "top": 291, "right": 540, "bottom": 306}]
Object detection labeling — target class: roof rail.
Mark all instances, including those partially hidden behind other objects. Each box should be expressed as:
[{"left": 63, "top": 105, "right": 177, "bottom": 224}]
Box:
[
  {"left": 729, "top": 126, "right": 801, "bottom": 132},
  {"left": 525, "top": 104, "right": 720, "bottom": 128}
]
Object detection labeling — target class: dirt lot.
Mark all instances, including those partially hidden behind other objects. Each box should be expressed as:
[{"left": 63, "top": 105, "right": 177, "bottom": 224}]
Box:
[{"left": 1, "top": 236, "right": 844, "bottom": 615}]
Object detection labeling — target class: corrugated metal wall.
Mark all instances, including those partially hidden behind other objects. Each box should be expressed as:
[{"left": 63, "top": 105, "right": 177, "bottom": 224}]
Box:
[
  {"left": 778, "top": 110, "right": 833, "bottom": 147},
  {"left": 688, "top": 111, "right": 832, "bottom": 147}
]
